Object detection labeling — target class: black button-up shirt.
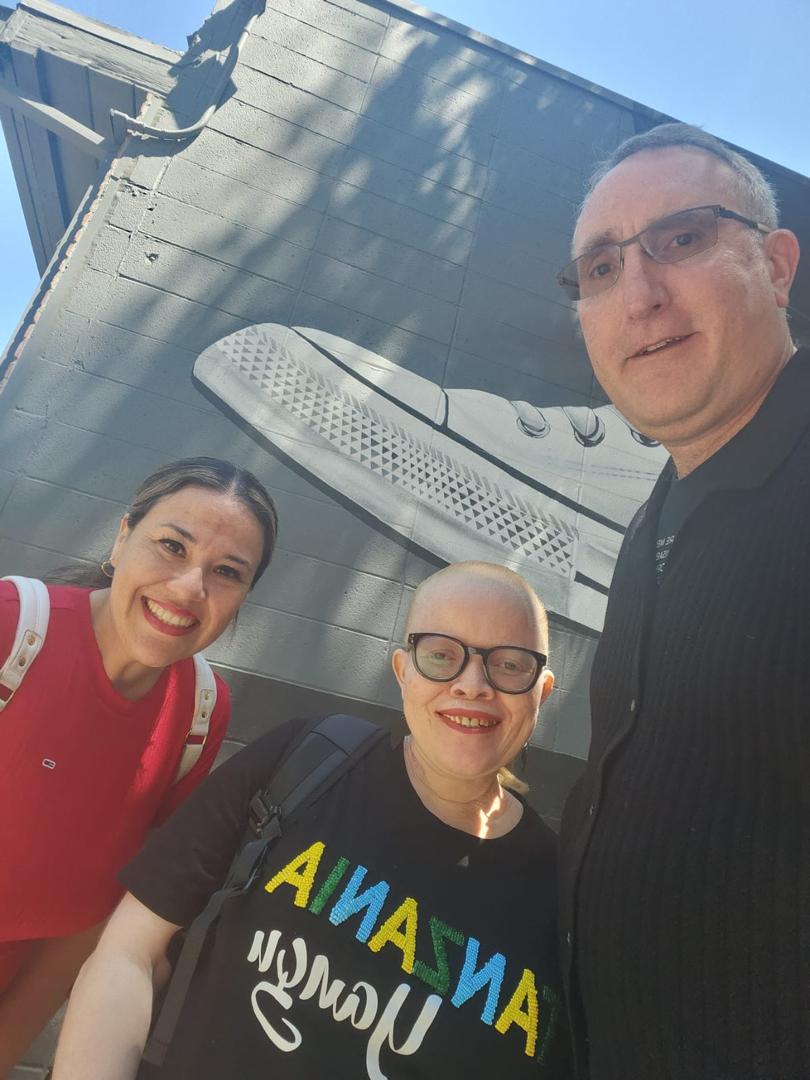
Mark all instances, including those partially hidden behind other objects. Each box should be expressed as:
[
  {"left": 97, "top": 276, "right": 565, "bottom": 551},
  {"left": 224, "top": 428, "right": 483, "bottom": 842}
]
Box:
[{"left": 559, "top": 348, "right": 810, "bottom": 1080}]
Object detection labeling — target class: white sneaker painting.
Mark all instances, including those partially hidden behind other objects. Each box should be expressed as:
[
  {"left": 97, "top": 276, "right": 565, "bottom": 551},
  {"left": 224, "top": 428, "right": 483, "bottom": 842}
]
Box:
[{"left": 194, "top": 324, "right": 667, "bottom": 632}]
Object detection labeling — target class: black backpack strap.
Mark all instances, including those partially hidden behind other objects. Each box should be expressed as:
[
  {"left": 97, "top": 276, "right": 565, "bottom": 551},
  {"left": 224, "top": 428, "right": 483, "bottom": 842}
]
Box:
[{"left": 142, "top": 714, "right": 386, "bottom": 1069}]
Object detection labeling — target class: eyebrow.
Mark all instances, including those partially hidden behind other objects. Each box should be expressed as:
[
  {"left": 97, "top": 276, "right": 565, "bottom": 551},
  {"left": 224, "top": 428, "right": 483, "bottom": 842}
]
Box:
[
  {"left": 574, "top": 228, "right": 621, "bottom": 258},
  {"left": 574, "top": 204, "right": 706, "bottom": 259},
  {"left": 159, "top": 522, "right": 252, "bottom": 568}
]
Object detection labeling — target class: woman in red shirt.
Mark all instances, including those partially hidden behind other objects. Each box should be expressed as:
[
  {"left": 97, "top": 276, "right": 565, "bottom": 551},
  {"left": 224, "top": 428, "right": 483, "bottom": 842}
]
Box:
[{"left": 0, "top": 456, "right": 278, "bottom": 1074}]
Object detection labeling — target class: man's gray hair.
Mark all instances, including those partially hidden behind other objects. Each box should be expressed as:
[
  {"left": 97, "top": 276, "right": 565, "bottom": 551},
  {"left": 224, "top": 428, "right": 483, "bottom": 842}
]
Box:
[{"left": 584, "top": 123, "right": 780, "bottom": 230}]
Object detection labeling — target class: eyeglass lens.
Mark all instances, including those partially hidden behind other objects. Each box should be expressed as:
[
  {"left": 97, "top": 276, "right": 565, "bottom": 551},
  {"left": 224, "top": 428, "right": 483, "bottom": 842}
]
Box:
[
  {"left": 561, "top": 206, "right": 720, "bottom": 301},
  {"left": 412, "top": 634, "right": 540, "bottom": 693}
]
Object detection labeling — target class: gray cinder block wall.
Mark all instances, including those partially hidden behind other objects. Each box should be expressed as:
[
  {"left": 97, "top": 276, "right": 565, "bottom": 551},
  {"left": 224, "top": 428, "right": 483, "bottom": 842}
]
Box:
[
  {"left": 2, "top": 0, "right": 808, "bottom": 821},
  {"left": 2, "top": 0, "right": 641, "bottom": 812},
  {"left": 3, "top": 1, "right": 809, "bottom": 1074}
]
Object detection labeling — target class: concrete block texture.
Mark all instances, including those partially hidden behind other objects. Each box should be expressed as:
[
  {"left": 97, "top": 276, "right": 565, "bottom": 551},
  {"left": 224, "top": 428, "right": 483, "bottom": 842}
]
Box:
[
  {"left": 86, "top": 224, "right": 131, "bottom": 277},
  {"left": 467, "top": 226, "right": 575, "bottom": 307},
  {"left": 497, "top": 71, "right": 634, "bottom": 169},
  {"left": 483, "top": 167, "right": 578, "bottom": 237},
  {"left": 333, "top": 146, "right": 481, "bottom": 227},
  {"left": 218, "top": 667, "right": 403, "bottom": 745},
  {"left": 252, "top": 7, "right": 379, "bottom": 82},
  {"left": 1, "top": 478, "right": 124, "bottom": 554},
  {"left": 0, "top": 0, "right": 672, "bottom": 776},
  {"left": 250, "top": 549, "right": 404, "bottom": 638},
  {"left": 314, "top": 217, "right": 464, "bottom": 304},
  {"left": 261, "top": 0, "right": 387, "bottom": 51},
  {"left": 208, "top": 90, "right": 485, "bottom": 232},
  {"left": 361, "top": 77, "right": 495, "bottom": 162},
  {"left": 26, "top": 311, "right": 89, "bottom": 370},
  {"left": 208, "top": 95, "right": 348, "bottom": 173},
  {"left": 301, "top": 252, "right": 457, "bottom": 344},
  {"left": 68, "top": 273, "right": 252, "bottom": 354},
  {"left": 327, "top": 181, "right": 474, "bottom": 264},
  {"left": 381, "top": 12, "right": 518, "bottom": 86},
  {"left": 71, "top": 321, "right": 220, "bottom": 410},
  {"left": 347, "top": 114, "right": 490, "bottom": 196},
  {"left": 160, "top": 156, "right": 323, "bottom": 248},
  {"left": 240, "top": 33, "right": 370, "bottom": 111},
  {"left": 365, "top": 55, "right": 503, "bottom": 135},
  {"left": 206, "top": 601, "right": 397, "bottom": 705},
  {"left": 0, "top": 358, "right": 73, "bottom": 419},
  {"left": 137, "top": 196, "right": 311, "bottom": 287},
  {"left": 475, "top": 202, "right": 576, "bottom": 270},
  {"left": 0, "top": 410, "right": 48, "bottom": 487},
  {"left": 0, "top": 468, "right": 17, "bottom": 516},
  {"left": 487, "top": 138, "right": 588, "bottom": 203},
  {"left": 532, "top": 679, "right": 593, "bottom": 760},
  {"left": 231, "top": 68, "right": 360, "bottom": 144},
  {"left": 181, "top": 128, "right": 332, "bottom": 210}
]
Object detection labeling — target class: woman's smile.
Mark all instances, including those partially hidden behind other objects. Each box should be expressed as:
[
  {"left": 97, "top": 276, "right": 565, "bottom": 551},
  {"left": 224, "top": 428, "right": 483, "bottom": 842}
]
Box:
[
  {"left": 435, "top": 707, "right": 502, "bottom": 733},
  {"left": 141, "top": 597, "right": 200, "bottom": 636}
]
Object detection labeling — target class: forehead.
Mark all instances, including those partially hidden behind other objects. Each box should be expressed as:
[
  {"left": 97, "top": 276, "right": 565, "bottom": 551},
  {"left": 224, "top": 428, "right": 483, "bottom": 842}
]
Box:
[
  {"left": 574, "top": 146, "right": 740, "bottom": 253},
  {"left": 139, "top": 486, "right": 263, "bottom": 549},
  {"left": 410, "top": 574, "right": 542, "bottom": 646},
  {"left": 141, "top": 485, "right": 235, "bottom": 519}
]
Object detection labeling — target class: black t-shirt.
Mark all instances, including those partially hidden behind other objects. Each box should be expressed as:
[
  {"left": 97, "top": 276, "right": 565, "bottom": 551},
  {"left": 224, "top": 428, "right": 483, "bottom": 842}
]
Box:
[
  {"left": 122, "top": 722, "right": 569, "bottom": 1079},
  {"left": 655, "top": 476, "right": 695, "bottom": 581},
  {"left": 655, "top": 445, "right": 737, "bottom": 581}
]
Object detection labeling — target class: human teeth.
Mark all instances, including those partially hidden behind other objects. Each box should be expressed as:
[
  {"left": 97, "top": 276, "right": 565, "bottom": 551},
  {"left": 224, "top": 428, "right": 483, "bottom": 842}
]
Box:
[
  {"left": 446, "top": 714, "right": 496, "bottom": 728},
  {"left": 639, "top": 337, "right": 683, "bottom": 355},
  {"left": 146, "top": 598, "right": 196, "bottom": 628}
]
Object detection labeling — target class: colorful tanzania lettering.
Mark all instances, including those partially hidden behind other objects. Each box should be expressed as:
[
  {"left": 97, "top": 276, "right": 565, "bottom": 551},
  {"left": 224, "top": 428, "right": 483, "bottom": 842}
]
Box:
[{"left": 262, "top": 841, "right": 558, "bottom": 1060}]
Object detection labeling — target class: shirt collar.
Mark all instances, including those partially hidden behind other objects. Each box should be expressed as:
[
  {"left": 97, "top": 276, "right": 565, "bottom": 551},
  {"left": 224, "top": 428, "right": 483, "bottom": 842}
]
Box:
[
  {"left": 632, "top": 345, "right": 810, "bottom": 532},
  {"left": 697, "top": 345, "right": 810, "bottom": 491}
]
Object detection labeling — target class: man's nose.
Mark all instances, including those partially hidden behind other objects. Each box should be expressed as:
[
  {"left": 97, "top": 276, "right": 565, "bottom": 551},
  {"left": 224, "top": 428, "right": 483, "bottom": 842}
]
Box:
[
  {"left": 451, "top": 655, "right": 493, "bottom": 697},
  {"left": 619, "top": 243, "right": 670, "bottom": 318}
]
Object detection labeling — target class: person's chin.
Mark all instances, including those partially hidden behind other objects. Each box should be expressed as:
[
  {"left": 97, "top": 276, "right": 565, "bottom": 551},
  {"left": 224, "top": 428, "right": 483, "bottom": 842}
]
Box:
[{"left": 131, "top": 629, "right": 200, "bottom": 669}]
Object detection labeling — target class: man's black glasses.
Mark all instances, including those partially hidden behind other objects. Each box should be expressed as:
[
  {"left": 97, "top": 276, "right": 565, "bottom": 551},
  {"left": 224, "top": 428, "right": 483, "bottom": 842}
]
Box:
[{"left": 406, "top": 633, "right": 546, "bottom": 695}]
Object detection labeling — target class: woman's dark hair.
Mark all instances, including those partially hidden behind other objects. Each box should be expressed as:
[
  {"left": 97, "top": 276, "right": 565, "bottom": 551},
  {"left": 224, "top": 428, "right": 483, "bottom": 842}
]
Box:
[{"left": 48, "top": 457, "right": 278, "bottom": 590}]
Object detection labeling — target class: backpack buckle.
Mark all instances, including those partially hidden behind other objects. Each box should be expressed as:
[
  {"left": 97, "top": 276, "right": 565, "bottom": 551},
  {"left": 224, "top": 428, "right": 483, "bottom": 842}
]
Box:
[{"left": 248, "top": 793, "right": 280, "bottom": 836}]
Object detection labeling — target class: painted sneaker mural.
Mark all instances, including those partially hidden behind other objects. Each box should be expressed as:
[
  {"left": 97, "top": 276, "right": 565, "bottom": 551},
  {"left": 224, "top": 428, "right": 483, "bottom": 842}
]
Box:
[{"left": 195, "top": 324, "right": 667, "bottom": 633}]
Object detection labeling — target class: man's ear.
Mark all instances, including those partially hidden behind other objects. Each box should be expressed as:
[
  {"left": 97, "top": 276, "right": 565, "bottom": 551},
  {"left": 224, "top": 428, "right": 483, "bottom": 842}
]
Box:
[
  {"left": 391, "top": 647, "right": 408, "bottom": 691},
  {"left": 764, "top": 228, "right": 800, "bottom": 309}
]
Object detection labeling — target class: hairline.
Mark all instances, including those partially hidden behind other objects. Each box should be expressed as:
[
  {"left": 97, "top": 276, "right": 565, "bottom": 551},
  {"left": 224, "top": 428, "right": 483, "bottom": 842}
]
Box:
[
  {"left": 405, "top": 562, "right": 549, "bottom": 648},
  {"left": 576, "top": 124, "right": 780, "bottom": 249},
  {"left": 126, "top": 458, "right": 278, "bottom": 587}
]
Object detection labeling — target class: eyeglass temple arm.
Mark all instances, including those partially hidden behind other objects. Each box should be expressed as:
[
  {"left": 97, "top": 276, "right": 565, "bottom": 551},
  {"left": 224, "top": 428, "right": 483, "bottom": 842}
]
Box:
[{"left": 717, "top": 206, "right": 770, "bottom": 234}]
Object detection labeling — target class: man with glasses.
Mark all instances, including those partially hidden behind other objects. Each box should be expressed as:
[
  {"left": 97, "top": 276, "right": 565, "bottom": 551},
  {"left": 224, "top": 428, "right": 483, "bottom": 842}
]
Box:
[{"left": 556, "top": 122, "right": 806, "bottom": 1079}]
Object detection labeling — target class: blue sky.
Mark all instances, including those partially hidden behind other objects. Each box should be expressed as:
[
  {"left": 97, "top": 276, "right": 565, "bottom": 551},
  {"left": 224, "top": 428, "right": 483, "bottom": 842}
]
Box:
[{"left": 2, "top": 0, "right": 808, "bottom": 350}]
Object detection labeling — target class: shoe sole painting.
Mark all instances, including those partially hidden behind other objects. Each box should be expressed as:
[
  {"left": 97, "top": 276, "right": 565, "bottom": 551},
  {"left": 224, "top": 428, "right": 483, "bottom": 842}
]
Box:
[{"left": 194, "top": 324, "right": 666, "bottom": 632}]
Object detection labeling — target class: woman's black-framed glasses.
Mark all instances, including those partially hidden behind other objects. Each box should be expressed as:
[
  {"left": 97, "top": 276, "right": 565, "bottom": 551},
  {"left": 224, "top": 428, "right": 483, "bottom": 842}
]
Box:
[
  {"left": 557, "top": 204, "right": 770, "bottom": 303},
  {"left": 406, "top": 632, "right": 546, "bottom": 695}
]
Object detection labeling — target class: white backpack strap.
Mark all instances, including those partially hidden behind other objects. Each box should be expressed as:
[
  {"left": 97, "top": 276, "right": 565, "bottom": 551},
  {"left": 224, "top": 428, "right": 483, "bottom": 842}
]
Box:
[
  {"left": 174, "top": 653, "right": 217, "bottom": 783},
  {"left": 0, "top": 576, "right": 51, "bottom": 712}
]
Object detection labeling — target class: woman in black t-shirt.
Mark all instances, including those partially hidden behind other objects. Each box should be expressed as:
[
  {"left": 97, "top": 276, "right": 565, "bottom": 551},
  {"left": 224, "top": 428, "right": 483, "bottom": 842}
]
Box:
[{"left": 53, "top": 561, "right": 569, "bottom": 1079}]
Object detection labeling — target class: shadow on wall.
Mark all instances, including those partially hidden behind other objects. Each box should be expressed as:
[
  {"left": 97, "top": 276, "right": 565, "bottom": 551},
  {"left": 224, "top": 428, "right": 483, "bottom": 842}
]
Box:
[{"left": 0, "top": 0, "right": 669, "bottom": 736}]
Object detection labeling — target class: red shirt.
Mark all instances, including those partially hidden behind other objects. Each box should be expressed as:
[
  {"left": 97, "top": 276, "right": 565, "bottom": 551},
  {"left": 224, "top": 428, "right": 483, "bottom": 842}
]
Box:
[{"left": 0, "top": 583, "right": 229, "bottom": 953}]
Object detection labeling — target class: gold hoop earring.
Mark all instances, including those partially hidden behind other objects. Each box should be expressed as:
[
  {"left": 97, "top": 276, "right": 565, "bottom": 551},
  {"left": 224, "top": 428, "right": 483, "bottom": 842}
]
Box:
[{"left": 100, "top": 560, "right": 115, "bottom": 579}]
